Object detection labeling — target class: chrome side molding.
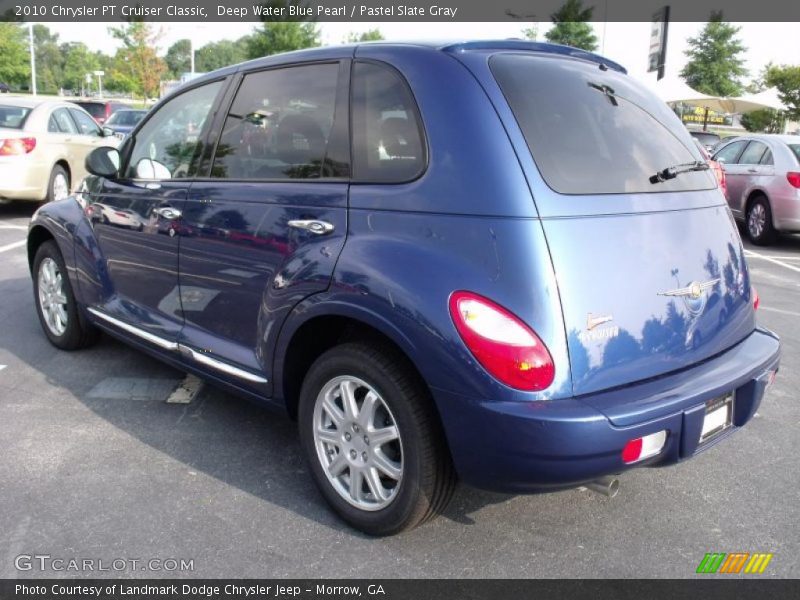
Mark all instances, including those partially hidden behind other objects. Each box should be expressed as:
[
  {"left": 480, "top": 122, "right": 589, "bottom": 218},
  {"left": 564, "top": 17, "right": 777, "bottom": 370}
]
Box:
[{"left": 87, "top": 308, "right": 268, "bottom": 384}]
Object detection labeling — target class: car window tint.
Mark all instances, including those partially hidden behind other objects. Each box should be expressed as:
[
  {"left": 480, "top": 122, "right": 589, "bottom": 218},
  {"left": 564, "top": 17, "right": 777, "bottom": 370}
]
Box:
[
  {"left": 48, "top": 114, "right": 60, "bottom": 133},
  {"left": 69, "top": 108, "right": 101, "bottom": 136},
  {"left": 739, "top": 141, "right": 768, "bottom": 165},
  {"left": 126, "top": 80, "right": 223, "bottom": 180},
  {"left": 351, "top": 61, "right": 426, "bottom": 182},
  {"left": 760, "top": 148, "right": 774, "bottom": 166},
  {"left": 491, "top": 53, "right": 713, "bottom": 194},
  {"left": 714, "top": 140, "right": 747, "bottom": 164},
  {"left": 211, "top": 64, "right": 339, "bottom": 180},
  {"left": 52, "top": 108, "right": 78, "bottom": 134}
]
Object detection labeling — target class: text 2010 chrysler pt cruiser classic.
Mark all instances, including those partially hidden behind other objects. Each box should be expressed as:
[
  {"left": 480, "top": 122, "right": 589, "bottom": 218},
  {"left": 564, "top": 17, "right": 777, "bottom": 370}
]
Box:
[{"left": 28, "top": 41, "right": 781, "bottom": 535}]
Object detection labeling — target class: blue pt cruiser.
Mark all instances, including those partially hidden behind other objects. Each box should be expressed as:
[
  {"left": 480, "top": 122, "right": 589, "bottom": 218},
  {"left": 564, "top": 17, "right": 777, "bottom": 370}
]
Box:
[{"left": 27, "top": 41, "right": 781, "bottom": 535}]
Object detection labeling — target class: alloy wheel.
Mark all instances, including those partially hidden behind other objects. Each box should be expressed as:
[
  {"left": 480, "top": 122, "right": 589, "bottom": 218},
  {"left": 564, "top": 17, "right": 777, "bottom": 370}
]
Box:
[{"left": 37, "top": 257, "right": 68, "bottom": 336}]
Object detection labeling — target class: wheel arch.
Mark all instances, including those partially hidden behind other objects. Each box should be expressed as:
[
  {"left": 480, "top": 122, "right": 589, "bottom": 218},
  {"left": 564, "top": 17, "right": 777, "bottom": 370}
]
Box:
[{"left": 27, "top": 225, "right": 56, "bottom": 273}]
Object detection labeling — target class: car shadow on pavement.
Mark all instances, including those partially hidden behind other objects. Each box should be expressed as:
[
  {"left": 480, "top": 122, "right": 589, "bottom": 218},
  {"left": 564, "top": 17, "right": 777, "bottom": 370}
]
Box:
[{"left": 1, "top": 273, "right": 512, "bottom": 536}]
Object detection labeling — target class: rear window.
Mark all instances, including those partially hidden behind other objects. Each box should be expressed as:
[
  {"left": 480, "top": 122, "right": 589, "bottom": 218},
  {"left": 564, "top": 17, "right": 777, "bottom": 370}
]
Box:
[
  {"left": 491, "top": 54, "right": 715, "bottom": 195},
  {"left": 788, "top": 144, "right": 800, "bottom": 164},
  {"left": 690, "top": 132, "right": 721, "bottom": 145},
  {"left": 0, "top": 106, "right": 32, "bottom": 129},
  {"left": 72, "top": 102, "right": 105, "bottom": 119}
]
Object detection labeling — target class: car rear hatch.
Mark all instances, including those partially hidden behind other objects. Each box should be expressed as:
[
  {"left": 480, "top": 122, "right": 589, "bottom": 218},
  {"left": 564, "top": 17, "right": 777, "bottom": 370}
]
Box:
[{"left": 454, "top": 47, "right": 757, "bottom": 403}]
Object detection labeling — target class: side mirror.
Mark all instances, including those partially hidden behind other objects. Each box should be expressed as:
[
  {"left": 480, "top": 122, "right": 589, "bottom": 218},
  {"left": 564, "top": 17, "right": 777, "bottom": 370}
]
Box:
[
  {"left": 135, "top": 158, "right": 171, "bottom": 180},
  {"left": 85, "top": 146, "right": 121, "bottom": 178},
  {"left": 103, "top": 127, "right": 115, "bottom": 137},
  {"left": 716, "top": 157, "right": 726, "bottom": 164}
]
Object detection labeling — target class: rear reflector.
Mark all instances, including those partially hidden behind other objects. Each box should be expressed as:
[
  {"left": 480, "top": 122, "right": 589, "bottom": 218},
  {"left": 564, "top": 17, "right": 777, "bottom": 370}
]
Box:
[
  {"left": 752, "top": 286, "right": 759, "bottom": 311},
  {"left": 622, "top": 430, "right": 667, "bottom": 464},
  {"left": 787, "top": 172, "right": 800, "bottom": 189},
  {"left": 449, "top": 291, "right": 555, "bottom": 391},
  {"left": 0, "top": 137, "right": 36, "bottom": 155}
]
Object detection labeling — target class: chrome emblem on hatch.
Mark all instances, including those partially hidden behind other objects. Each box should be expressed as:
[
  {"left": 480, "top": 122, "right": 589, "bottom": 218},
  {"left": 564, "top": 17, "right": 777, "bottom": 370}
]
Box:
[
  {"left": 659, "top": 278, "right": 720, "bottom": 315},
  {"left": 587, "top": 313, "right": 613, "bottom": 330}
]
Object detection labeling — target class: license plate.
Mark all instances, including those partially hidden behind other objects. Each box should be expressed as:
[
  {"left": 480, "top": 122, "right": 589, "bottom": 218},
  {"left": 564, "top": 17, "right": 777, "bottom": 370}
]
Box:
[{"left": 700, "top": 393, "right": 733, "bottom": 443}]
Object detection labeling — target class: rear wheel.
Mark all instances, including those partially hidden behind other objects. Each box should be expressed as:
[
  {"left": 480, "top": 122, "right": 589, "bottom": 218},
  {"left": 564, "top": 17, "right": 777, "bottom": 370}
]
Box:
[
  {"left": 298, "top": 342, "right": 455, "bottom": 535},
  {"left": 46, "top": 165, "right": 70, "bottom": 203},
  {"left": 33, "top": 241, "right": 98, "bottom": 350},
  {"left": 746, "top": 196, "right": 776, "bottom": 245}
]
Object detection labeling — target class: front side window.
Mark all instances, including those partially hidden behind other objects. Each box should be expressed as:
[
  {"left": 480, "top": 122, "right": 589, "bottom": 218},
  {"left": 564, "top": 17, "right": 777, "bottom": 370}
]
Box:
[
  {"left": 714, "top": 140, "right": 747, "bottom": 164},
  {"left": 69, "top": 108, "right": 102, "bottom": 136},
  {"left": 351, "top": 61, "right": 426, "bottom": 182},
  {"left": 52, "top": 108, "right": 78, "bottom": 134},
  {"left": 211, "top": 63, "right": 340, "bottom": 180},
  {"left": 738, "top": 141, "right": 768, "bottom": 165},
  {"left": 126, "top": 81, "right": 223, "bottom": 180},
  {"left": 491, "top": 53, "right": 716, "bottom": 194}
]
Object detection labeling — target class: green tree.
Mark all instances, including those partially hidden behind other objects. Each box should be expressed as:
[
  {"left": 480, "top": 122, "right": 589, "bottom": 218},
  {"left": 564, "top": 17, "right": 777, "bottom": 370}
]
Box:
[
  {"left": 32, "top": 25, "right": 63, "bottom": 94},
  {"left": 765, "top": 64, "right": 800, "bottom": 121},
  {"left": 62, "top": 42, "right": 99, "bottom": 93},
  {"left": 0, "top": 23, "right": 30, "bottom": 88},
  {"left": 680, "top": 13, "right": 748, "bottom": 97},
  {"left": 165, "top": 39, "right": 192, "bottom": 79},
  {"left": 247, "top": 22, "right": 320, "bottom": 59},
  {"left": 109, "top": 22, "right": 167, "bottom": 99},
  {"left": 543, "top": 0, "right": 598, "bottom": 51},
  {"left": 195, "top": 38, "right": 250, "bottom": 72},
  {"left": 346, "top": 29, "right": 384, "bottom": 43},
  {"left": 740, "top": 109, "right": 784, "bottom": 133}
]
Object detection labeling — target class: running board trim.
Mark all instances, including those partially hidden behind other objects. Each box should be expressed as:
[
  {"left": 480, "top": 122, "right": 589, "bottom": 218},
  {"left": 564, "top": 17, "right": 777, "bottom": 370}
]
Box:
[{"left": 87, "top": 308, "right": 268, "bottom": 384}]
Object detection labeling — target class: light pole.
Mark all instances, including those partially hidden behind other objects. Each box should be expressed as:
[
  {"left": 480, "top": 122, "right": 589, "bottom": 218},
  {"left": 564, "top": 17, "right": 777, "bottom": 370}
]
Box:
[
  {"left": 28, "top": 23, "right": 37, "bottom": 96},
  {"left": 94, "top": 71, "right": 105, "bottom": 98}
]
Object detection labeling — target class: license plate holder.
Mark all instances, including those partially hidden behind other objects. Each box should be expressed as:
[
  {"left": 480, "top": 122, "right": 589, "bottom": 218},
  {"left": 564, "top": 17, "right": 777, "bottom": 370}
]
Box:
[{"left": 699, "top": 393, "right": 734, "bottom": 444}]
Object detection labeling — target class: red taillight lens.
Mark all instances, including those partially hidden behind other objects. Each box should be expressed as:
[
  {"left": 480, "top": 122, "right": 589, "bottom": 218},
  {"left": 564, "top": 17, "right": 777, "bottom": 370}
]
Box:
[
  {"left": 449, "top": 291, "right": 555, "bottom": 391},
  {"left": 752, "top": 285, "right": 759, "bottom": 311},
  {"left": 711, "top": 161, "right": 727, "bottom": 196},
  {"left": 0, "top": 137, "right": 36, "bottom": 155},
  {"left": 787, "top": 172, "right": 800, "bottom": 189}
]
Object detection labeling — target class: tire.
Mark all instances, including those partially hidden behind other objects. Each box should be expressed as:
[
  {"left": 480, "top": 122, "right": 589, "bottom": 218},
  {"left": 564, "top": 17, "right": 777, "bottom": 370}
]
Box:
[
  {"left": 298, "top": 342, "right": 456, "bottom": 535},
  {"left": 746, "top": 196, "right": 776, "bottom": 246},
  {"left": 46, "top": 165, "right": 70, "bottom": 203},
  {"left": 32, "top": 240, "right": 99, "bottom": 350}
]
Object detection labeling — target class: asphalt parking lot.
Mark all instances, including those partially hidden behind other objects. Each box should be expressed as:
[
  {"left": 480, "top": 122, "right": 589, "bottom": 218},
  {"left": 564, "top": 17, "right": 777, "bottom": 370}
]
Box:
[{"left": 0, "top": 200, "right": 798, "bottom": 579}]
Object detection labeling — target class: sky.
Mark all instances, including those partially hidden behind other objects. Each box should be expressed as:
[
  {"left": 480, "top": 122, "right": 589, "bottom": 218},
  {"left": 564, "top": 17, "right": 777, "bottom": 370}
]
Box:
[{"left": 42, "top": 21, "right": 800, "bottom": 87}]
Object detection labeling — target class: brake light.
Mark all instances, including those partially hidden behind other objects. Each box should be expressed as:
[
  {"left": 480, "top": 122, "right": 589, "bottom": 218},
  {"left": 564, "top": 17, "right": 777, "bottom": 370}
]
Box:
[
  {"left": 449, "top": 291, "right": 555, "bottom": 391},
  {"left": 752, "top": 286, "right": 759, "bottom": 311},
  {"left": 0, "top": 137, "right": 36, "bottom": 155},
  {"left": 622, "top": 430, "right": 667, "bottom": 464},
  {"left": 787, "top": 172, "right": 800, "bottom": 189}
]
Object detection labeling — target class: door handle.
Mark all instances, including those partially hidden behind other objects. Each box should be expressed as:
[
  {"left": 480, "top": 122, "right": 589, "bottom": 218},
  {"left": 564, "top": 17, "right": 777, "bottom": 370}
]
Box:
[
  {"left": 154, "top": 207, "right": 182, "bottom": 220},
  {"left": 288, "top": 219, "right": 335, "bottom": 235},
  {"left": 747, "top": 168, "right": 758, "bottom": 173}
]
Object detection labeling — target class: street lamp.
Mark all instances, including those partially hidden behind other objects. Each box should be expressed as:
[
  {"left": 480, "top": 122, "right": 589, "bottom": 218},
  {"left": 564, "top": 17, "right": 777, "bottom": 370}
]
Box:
[{"left": 28, "top": 23, "right": 37, "bottom": 96}]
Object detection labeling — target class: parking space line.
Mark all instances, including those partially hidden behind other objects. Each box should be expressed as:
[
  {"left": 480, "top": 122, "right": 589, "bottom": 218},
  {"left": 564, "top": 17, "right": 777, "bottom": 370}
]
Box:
[
  {"left": 758, "top": 306, "right": 800, "bottom": 318},
  {"left": 744, "top": 249, "right": 800, "bottom": 274},
  {"left": 0, "top": 225, "right": 28, "bottom": 231},
  {"left": 0, "top": 365, "right": 6, "bottom": 372},
  {"left": 0, "top": 240, "right": 26, "bottom": 254}
]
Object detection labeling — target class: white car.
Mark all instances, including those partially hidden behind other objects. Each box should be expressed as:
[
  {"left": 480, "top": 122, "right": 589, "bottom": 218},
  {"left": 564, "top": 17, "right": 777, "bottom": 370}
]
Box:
[{"left": 0, "top": 97, "right": 119, "bottom": 203}]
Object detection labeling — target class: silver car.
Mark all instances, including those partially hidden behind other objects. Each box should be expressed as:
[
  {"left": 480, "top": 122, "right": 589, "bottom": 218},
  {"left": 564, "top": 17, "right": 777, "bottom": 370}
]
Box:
[{"left": 713, "top": 134, "right": 800, "bottom": 245}]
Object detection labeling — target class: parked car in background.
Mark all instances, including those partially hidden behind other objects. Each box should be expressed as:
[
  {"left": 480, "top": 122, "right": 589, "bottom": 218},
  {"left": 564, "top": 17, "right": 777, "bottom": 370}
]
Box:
[
  {"left": 694, "top": 138, "right": 727, "bottom": 198},
  {"left": 0, "top": 82, "right": 10, "bottom": 94},
  {"left": 1, "top": 98, "right": 118, "bottom": 203},
  {"left": 102, "top": 109, "right": 148, "bottom": 139},
  {"left": 69, "top": 100, "right": 131, "bottom": 125},
  {"left": 712, "top": 134, "right": 800, "bottom": 245},
  {"left": 689, "top": 130, "right": 722, "bottom": 153},
  {"left": 28, "top": 41, "right": 779, "bottom": 535}
]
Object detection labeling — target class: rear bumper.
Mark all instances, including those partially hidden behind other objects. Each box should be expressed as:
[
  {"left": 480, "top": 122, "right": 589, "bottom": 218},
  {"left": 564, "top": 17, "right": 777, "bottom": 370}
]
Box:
[
  {"left": 0, "top": 160, "right": 48, "bottom": 201},
  {"left": 435, "top": 327, "right": 780, "bottom": 493}
]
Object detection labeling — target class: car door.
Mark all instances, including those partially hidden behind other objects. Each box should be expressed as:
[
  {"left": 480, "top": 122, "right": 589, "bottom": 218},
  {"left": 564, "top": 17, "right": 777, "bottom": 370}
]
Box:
[
  {"left": 177, "top": 61, "right": 350, "bottom": 392},
  {"left": 82, "top": 80, "right": 226, "bottom": 344},
  {"left": 47, "top": 107, "right": 83, "bottom": 188},
  {"left": 737, "top": 140, "right": 775, "bottom": 199},
  {"left": 66, "top": 106, "right": 109, "bottom": 183},
  {"left": 713, "top": 140, "right": 749, "bottom": 216}
]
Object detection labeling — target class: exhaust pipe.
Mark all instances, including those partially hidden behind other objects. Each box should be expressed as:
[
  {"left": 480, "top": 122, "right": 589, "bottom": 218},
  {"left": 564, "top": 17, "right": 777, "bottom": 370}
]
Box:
[{"left": 585, "top": 476, "right": 620, "bottom": 498}]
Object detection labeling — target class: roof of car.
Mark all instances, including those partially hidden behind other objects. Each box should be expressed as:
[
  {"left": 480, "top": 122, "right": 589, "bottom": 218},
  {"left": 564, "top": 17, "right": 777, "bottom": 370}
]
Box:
[{"left": 0, "top": 97, "right": 76, "bottom": 109}]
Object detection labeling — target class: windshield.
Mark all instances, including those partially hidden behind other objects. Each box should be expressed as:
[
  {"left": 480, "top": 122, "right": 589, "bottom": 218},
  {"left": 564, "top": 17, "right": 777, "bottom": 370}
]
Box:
[
  {"left": 788, "top": 144, "right": 800, "bottom": 164},
  {"left": 0, "top": 105, "right": 32, "bottom": 129},
  {"left": 107, "top": 110, "right": 145, "bottom": 126},
  {"left": 490, "top": 53, "right": 716, "bottom": 195}
]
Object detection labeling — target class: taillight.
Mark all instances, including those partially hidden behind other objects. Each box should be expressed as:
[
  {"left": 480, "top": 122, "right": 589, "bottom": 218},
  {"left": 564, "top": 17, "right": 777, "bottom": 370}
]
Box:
[
  {"left": 752, "top": 286, "right": 759, "bottom": 311},
  {"left": 0, "top": 137, "right": 36, "bottom": 155},
  {"left": 787, "top": 172, "right": 800, "bottom": 189},
  {"left": 711, "top": 161, "right": 727, "bottom": 196},
  {"left": 621, "top": 430, "right": 667, "bottom": 464},
  {"left": 449, "top": 291, "right": 555, "bottom": 391}
]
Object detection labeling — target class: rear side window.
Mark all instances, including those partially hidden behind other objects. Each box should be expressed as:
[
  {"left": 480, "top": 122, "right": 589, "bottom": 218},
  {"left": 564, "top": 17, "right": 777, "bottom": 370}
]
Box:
[
  {"left": 0, "top": 106, "right": 31, "bottom": 129},
  {"left": 761, "top": 148, "right": 774, "bottom": 166},
  {"left": 351, "top": 61, "right": 426, "bottom": 182},
  {"left": 788, "top": 144, "right": 800, "bottom": 164},
  {"left": 739, "top": 141, "right": 768, "bottom": 165},
  {"left": 211, "top": 63, "right": 340, "bottom": 180},
  {"left": 491, "top": 53, "right": 715, "bottom": 195},
  {"left": 714, "top": 140, "right": 746, "bottom": 164}
]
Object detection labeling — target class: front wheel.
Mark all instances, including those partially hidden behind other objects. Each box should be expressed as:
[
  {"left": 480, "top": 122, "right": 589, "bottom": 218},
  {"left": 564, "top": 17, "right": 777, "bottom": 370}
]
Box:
[
  {"left": 746, "top": 196, "right": 776, "bottom": 245},
  {"left": 32, "top": 241, "right": 98, "bottom": 350},
  {"left": 298, "top": 342, "right": 455, "bottom": 535}
]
